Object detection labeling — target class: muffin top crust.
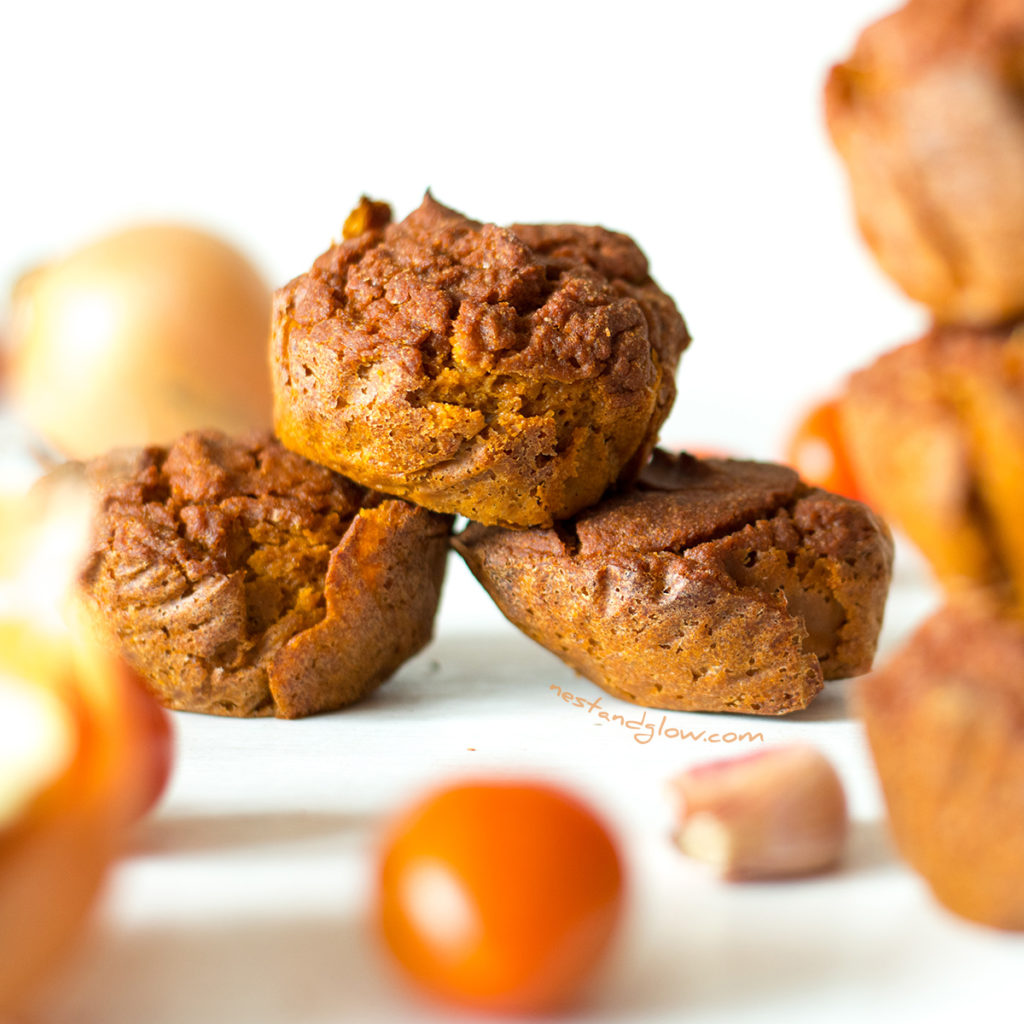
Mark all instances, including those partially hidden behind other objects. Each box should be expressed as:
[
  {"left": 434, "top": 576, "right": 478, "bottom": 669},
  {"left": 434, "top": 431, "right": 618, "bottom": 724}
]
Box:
[
  {"left": 272, "top": 194, "right": 690, "bottom": 527},
  {"left": 81, "top": 430, "right": 371, "bottom": 637},
  {"left": 283, "top": 192, "right": 689, "bottom": 390}
]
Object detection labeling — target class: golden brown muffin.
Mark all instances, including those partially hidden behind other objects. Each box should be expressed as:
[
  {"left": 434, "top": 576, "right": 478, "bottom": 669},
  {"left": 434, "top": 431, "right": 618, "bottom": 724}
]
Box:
[
  {"left": 859, "top": 602, "right": 1024, "bottom": 930},
  {"left": 825, "top": 0, "right": 1024, "bottom": 325},
  {"left": 75, "top": 430, "right": 452, "bottom": 718},
  {"left": 841, "top": 323, "right": 1024, "bottom": 610},
  {"left": 455, "top": 452, "right": 893, "bottom": 715},
  {"left": 271, "top": 194, "right": 690, "bottom": 528}
]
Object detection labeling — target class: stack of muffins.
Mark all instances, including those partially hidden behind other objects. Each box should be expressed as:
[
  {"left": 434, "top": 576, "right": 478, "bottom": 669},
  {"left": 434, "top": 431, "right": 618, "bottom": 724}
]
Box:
[
  {"left": 826, "top": 0, "right": 1024, "bottom": 929},
  {"left": 75, "top": 193, "right": 894, "bottom": 722}
]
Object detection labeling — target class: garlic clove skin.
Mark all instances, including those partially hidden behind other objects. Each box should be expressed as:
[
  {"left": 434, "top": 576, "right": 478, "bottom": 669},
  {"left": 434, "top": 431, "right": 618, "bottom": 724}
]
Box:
[{"left": 669, "top": 745, "right": 849, "bottom": 881}]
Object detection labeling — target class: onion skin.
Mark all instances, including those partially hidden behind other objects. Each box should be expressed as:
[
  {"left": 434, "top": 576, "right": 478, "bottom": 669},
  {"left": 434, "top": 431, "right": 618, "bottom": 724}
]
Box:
[
  {"left": 0, "top": 618, "right": 175, "bottom": 1013},
  {"left": 0, "top": 677, "right": 112, "bottom": 1015},
  {"left": 8, "top": 224, "right": 273, "bottom": 459}
]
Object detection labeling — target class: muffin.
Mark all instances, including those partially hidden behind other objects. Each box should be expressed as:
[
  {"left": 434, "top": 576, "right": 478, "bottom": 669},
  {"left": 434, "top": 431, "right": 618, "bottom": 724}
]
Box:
[
  {"left": 859, "top": 602, "right": 1024, "bottom": 930},
  {"left": 840, "top": 323, "right": 1024, "bottom": 610},
  {"left": 271, "top": 194, "right": 690, "bottom": 528},
  {"left": 825, "top": 0, "right": 1024, "bottom": 325},
  {"left": 75, "top": 430, "right": 452, "bottom": 718},
  {"left": 455, "top": 451, "right": 893, "bottom": 715}
]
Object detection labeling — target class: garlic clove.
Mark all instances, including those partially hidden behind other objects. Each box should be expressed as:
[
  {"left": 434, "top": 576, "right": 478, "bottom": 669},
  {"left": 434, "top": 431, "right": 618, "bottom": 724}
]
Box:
[{"left": 669, "top": 745, "right": 848, "bottom": 881}]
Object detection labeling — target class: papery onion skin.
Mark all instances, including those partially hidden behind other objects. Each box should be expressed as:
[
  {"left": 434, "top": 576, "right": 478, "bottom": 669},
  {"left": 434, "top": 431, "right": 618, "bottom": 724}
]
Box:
[
  {"left": 0, "top": 619, "right": 176, "bottom": 1012},
  {"left": 8, "top": 224, "right": 273, "bottom": 459}
]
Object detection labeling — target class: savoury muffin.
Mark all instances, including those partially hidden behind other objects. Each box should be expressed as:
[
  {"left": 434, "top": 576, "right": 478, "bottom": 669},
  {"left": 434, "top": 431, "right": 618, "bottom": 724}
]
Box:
[
  {"left": 76, "top": 430, "right": 452, "bottom": 718},
  {"left": 859, "top": 602, "right": 1024, "bottom": 930},
  {"left": 825, "top": 0, "right": 1024, "bottom": 325},
  {"left": 455, "top": 451, "right": 893, "bottom": 715},
  {"left": 271, "top": 194, "right": 690, "bottom": 528},
  {"left": 840, "top": 322, "right": 1024, "bottom": 611}
]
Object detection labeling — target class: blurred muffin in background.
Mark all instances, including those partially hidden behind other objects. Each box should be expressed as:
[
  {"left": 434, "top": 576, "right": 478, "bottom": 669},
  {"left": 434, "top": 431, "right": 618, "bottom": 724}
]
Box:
[
  {"left": 840, "top": 322, "right": 1024, "bottom": 612},
  {"left": 859, "top": 601, "right": 1024, "bottom": 930},
  {"left": 826, "top": 0, "right": 1024, "bottom": 325}
]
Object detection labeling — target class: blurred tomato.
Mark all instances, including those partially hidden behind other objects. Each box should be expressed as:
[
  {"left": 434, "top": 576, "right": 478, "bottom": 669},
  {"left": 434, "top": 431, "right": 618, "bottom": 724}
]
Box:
[
  {"left": 0, "top": 620, "right": 174, "bottom": 1010},
  {"left": 785, "top": 397, "right": 861, "bottom": 501},
  {"left": 0, "top": 633, "right": 116, "bottom": 1011},
  {"left": 1, "top": 618, "right": 174, "bottom": 822},
  {"left": 116, "top": 666, "right": 173, "bottom": 819},
  {"left": 66, "top": 621, "right": 174, "bottom": 823},
  {"left": 376, "top": 779, "right": 625, "bottom": 1014}
]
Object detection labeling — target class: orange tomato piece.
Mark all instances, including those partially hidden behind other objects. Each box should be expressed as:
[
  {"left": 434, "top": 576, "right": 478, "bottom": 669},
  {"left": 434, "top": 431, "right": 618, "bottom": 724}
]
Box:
[
  {"left": 785, "top": 397, "right": 861, "bottom": 501},
  {"left": 376, "top": 780, "right": 625, "bottom": 1014}
]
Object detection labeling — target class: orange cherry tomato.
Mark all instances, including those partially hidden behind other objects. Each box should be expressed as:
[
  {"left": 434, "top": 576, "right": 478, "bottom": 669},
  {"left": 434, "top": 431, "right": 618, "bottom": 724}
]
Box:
[
  {"left": 376, "top": 779, "right": 625, "bottom": 1015},
  {"left": 785, "top": 397, "right": 861, "bottom": 501}
]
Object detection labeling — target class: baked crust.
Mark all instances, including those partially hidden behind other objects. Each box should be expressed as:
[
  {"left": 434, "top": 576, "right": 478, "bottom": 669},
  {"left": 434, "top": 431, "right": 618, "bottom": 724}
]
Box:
[
  {"left": 841, "top": 323, "right": 1024, "bottom": 611},
  {"left": 455, "top": 452, "right": 893, "bottom": 715},
  {"left": 859, "top": 602, "right": 1024, "bottom": 929},
  {"left": 76, "top": 430, "right": 452, "bottom": 718},
  {"left": 271, "top": 194, "right": 690, "bottom": 528},
  {"left": 825, "top": 0, "right": 1024, "bottom": 324}
]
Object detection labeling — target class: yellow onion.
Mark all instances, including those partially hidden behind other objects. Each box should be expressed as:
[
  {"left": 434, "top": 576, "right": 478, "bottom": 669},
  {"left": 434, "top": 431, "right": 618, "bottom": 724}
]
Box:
[{"left": 7, "top": 224, "right": 273, "bottom": 458}]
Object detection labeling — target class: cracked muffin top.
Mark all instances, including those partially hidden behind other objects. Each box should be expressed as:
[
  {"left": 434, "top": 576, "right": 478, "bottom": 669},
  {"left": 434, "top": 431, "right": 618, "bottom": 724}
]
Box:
[
  {"left": 271, "top": 194, "right": 690, "bottom": 528},
  {"left": 459, "top": 450, "right": 891, "bottom": 585},
  {"left": 82, "top": 430, "right": 369, "bottom": 638},
  {"left": 456, "top": 450, "right": 893, "bottom": 714},
  {"left": 572, "top": 451, "right": 803, "bottom": 556},
  {"left": 76, "top": 430, "right": 452, "bottom": 717}
]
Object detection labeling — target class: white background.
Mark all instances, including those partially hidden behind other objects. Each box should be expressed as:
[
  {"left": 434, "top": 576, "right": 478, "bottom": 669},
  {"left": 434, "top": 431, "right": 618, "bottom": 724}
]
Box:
[
  {"left": 6, "top": 3, "right": 1021, "bottom": 1023},
  {"left": 2, "top": 0, "right": 924, "bottom": 458}
]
